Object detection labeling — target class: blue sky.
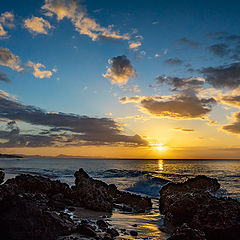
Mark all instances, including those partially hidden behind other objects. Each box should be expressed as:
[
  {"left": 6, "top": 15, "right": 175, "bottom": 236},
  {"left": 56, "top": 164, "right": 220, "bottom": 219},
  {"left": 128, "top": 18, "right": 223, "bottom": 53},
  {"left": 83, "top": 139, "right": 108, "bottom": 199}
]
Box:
[{"left": 1, "top": 0, "right": 240, "bottom": 158}]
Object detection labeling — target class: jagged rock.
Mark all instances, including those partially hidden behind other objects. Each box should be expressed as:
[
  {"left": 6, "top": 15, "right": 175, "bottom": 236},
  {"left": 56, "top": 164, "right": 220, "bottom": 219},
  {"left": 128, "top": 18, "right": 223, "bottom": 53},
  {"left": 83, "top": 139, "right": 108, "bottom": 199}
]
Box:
[
  {"left": 5, "top": 174, "right": 72, "bottom": 198},
  {"left": 130, "top": 230, "right": 138, "bottom": 236},
  {"left": 160, "top": 175, "right": 240, "bottom": 240},
  {"left": 167, "top": 224, "right": 207, "bottom": 240},
  {"left": 0, "top": 193, "right": 73, "bottom": 240},
  {"left": 72, "top": 168, "right": 152, "bottom": 212},
  {"left": 160, "top": 175, "right": 220, "bottom": 214},
  {"left": 0, "top": 170, "right": 4, "bottom": 184},
  {"left": 106, "top": 228, "right": 119, "bottom": 237},
  {"left": 76, "top": 224, "right": 98, "bottom": 238},
  {"left": 96, "top": 219, "right": 108, "bottom": 229}
]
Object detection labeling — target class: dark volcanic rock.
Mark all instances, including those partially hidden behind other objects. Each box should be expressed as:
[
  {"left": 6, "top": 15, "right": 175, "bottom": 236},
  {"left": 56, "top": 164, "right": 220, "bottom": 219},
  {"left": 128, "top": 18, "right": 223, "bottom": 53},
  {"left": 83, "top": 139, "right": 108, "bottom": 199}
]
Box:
[
  {"left": 168, "top": 224, "right": 207, "bottom": 240},
  {"left": 160, "top": 175, "right": 220, "bottom": 214},
  {"left": 130, "top": 230, "right": 138, "bottom": 236},
  {"left": 76, "top": 224, "right": 98, "bottom": 238},
  {"left": 160, "top": 175, "right": 240, "bottom": 240},
  {"left": 0, "top": 170, "right": 4, "bottom": 184},
  {"left": 0, "top": 193, "right": 73, "bottom": 240},
  {"left": 5, "top": 174, "right": 72, "bottom": 198},
  {"left": 106, "top": 228, "right": 119, "bottom": 237},
  {"left": 72, "top": 168, "right": 152, "bottom": 212},
  {"left": 96, "top": 219, "right": 108, "bottom": 229}
]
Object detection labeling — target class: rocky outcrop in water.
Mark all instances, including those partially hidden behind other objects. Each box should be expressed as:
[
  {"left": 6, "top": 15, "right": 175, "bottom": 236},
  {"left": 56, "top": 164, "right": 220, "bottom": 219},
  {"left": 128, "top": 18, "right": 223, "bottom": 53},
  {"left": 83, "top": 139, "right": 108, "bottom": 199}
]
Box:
[
  {"left": 72, "top": 168, "right": 152, "bottom": 212},
  {"left": 0, "top": 168, "right": 151, "bottom": 240},
  {"left": 160, "top": 175, "right": 240, "bottom": 240}
]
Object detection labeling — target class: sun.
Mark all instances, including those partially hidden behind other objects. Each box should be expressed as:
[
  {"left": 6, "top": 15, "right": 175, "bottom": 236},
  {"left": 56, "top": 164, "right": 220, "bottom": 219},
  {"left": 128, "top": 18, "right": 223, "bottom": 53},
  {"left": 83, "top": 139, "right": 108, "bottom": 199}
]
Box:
[{"left": 152, "top": 143, "right": 167, "bottom": 152}]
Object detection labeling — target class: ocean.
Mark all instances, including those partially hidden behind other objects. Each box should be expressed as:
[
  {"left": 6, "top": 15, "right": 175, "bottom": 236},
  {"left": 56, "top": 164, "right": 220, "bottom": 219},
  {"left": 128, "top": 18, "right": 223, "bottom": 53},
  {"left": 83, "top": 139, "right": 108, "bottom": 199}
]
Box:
[{"left": 0, "top": 158, "right": 239, "bottom": 239}]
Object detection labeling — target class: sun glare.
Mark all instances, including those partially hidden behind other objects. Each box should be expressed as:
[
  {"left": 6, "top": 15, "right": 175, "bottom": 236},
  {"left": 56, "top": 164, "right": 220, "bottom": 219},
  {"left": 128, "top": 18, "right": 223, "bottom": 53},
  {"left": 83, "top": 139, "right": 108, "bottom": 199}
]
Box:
[{"left": 152, "top": 143, "right": 167, "bottom": 152}]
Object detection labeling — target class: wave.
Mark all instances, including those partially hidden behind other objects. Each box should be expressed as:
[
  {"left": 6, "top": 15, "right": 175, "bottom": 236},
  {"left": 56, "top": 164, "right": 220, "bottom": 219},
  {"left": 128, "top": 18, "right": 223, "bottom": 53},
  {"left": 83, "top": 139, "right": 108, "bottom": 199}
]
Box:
[
  {"left": 92, "top": 169, "right": 151, "bottom": 178},
  {"left": 126, "top": 174, "right": 170, "bottom": 198}
]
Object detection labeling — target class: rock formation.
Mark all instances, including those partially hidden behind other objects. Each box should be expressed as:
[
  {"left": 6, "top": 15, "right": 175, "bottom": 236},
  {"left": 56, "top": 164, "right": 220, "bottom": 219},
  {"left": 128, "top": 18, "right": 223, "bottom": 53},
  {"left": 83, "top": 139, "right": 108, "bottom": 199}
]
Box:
[{"left": 160, "top": 175, "right": 240, "bottom": 240}]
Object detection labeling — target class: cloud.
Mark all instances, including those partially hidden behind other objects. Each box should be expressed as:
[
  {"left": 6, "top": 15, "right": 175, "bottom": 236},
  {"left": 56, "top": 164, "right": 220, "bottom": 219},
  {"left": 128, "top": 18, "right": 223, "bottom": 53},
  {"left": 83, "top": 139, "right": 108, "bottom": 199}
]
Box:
[
  {"left": 0, "top": 90, "right": 148, "bottom": 147},
  {"left": 164, "top": 57, "right": 183, "bottom": 66},
  {"left": 200, "top": 62, "right": 240, "bottom": 89},
  {"left": 206, "top": 43, "right": 230, "bottom": 57},
  {"left": 176, "top": 37, "right": 200, "bottom": 48},
  {"left": 103, "top": 55, "right": 136, "bottom": 85},
  {"left": 0, "top": 12, "right": 14, "bottom": 38},
  {"left": 172, "top": 128, "right": 195, "bottom": 132},
  {"left": 0, "top": 24, "right": 7, "bottom": 38},
  {"left": 222, "top": 112, "right": 240, "bottom": 134},
  {"left": 0, "top": 48, "right": 23, "bottom": 72},
  {"left": 221, "top": 95, "right": 240, "bottom": 108},
  {"left": 121, "top": 93, "right": 216, "bottom": 119},
  {"left": 24, "top": 16, "right": 52, "bottom": 35},
  {"left": 0, "top": 72, "right": 10, "bottom": 82},
  {"left": 42, "top": 0, "right": 129, "bottom": 41},
  {"left": 156, "top": 76, "right": 205, "bottom": 91},
  {"left": 28, "top": 61, "right": 53, "bottom": 78},
  {"left": 129, "top": 41, "right": 141, "bottom": 50}
]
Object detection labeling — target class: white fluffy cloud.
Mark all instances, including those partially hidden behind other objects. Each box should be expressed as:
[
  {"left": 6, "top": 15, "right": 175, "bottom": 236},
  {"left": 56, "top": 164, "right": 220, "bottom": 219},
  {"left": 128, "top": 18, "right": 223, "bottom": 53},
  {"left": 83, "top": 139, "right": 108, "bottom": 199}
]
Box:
[
  {"left": 42, "top": 0, "right": 129, "bottom": 41},
  {"left": 28, "top": 61, "right": 53, "bottom": 79},
  {"left": 24, "top": 16, "right": 52, "bottom": 35},
  {"left": 0, "top": 12, "right": 14, "bottom": 38},
  {"left": 129, "top": 41, "right": 141, "bottom": 50}
]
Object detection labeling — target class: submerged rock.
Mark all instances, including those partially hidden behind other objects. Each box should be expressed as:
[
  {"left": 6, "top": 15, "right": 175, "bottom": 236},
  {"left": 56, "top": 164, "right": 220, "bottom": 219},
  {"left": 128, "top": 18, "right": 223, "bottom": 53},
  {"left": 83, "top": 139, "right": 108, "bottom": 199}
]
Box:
[{"left": 160, "top": 175, "right": 240, "bottom": 240}]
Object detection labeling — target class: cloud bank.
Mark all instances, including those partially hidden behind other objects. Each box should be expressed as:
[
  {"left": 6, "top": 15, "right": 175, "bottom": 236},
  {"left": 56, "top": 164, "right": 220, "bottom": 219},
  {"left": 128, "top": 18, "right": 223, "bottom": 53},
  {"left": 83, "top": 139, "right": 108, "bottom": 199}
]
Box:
[{"left": 0, "top": 90, "right": 147, "bottom": 148}]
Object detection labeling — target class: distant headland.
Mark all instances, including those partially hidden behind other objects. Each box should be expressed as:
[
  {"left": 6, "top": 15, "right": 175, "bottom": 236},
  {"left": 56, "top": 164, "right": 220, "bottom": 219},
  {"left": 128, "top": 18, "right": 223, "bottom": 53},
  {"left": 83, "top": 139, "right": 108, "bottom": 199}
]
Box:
[{"left": 0, "top": 154, "right": 23, "bottom": 158}]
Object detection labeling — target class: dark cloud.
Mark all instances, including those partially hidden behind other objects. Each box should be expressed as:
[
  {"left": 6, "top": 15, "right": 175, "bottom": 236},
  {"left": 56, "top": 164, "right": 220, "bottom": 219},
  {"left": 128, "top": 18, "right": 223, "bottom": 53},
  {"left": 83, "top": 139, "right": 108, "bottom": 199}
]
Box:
[
  {"left": 103, "top": 55, "right": 136, "bottom": 85},
  {"left": 155, "top": 76, "right": 205, "bottom": 91},
  {"left": 221, "top": 95, "right": 240, "bottom": 107},
  {"left": 176, "top": 37, "right": 200, "bottom": 48},
  {"left": 187, "top": 68, "right": 196, "bottom": 73},
  {"left": 140, "top": 94, "right": 216, "bottom": 119},
  {"left": 164, "top": 57, "right": 183, "bottom": 66},
  {"left": 0, "top": 72, "right": 10, "bottom": 82},
  {"left": 121, "top": 93, "right": 216, "bottom": 119},
  {"left": 222, "top": 112, "right": 240, "bottom": 134},
  {"left": 173, "top": 128, "right": 195, "bottom": 132},
  {"left": 0, "top": 91, "right": 148, "bottom": 147},
  {"left": 200, "top": 62, "right": 240, "bottom": 89},
  {"left": 225, "top": 34, "right": 240, "bottom": 42},
  {"left": 206, "top": 43, "right": 230, "bottom": 57},
  {"left": 0, "top": 47, "right": 23, "bottom": 72}
]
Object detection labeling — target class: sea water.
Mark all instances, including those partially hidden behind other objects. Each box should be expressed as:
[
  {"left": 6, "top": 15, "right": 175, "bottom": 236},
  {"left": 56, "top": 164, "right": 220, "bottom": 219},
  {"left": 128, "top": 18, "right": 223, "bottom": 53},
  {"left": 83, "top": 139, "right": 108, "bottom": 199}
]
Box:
[{"left": 0, "top": 158, "right": 239, "bottom": 239}]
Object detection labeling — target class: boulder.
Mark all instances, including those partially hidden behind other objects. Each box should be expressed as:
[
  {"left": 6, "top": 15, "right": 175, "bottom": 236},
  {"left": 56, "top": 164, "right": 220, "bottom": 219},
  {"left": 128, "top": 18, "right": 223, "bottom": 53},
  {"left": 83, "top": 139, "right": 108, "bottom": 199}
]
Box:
[
  {"left": 76, "top": 224, "right": 98, "bottom": 238},
  {"left": 160, "top": 175, "right": 240, "bottom": 240},
  {"left": 0, "top": 193, "right": 73, "bottom": 240}
]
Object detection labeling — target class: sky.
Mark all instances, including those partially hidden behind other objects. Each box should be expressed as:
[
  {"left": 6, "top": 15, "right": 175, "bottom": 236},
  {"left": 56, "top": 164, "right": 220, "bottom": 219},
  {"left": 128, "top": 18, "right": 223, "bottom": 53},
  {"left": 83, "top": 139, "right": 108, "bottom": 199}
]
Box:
[{"left": 1, "top": 0, "right": 240, "bottom": 158}]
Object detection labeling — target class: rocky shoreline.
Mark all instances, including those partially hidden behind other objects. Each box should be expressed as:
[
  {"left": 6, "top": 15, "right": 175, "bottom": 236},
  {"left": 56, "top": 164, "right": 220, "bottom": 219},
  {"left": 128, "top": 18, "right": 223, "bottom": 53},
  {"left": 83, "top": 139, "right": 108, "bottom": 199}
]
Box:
[{"left": 0, "top": 169, "right": 239, "bottom": 240}]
